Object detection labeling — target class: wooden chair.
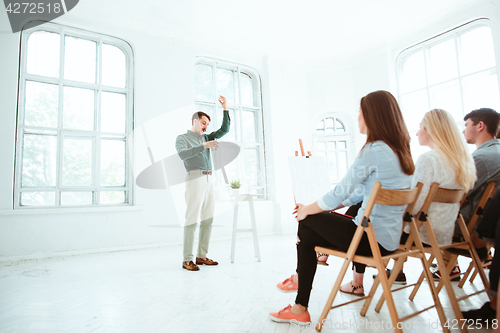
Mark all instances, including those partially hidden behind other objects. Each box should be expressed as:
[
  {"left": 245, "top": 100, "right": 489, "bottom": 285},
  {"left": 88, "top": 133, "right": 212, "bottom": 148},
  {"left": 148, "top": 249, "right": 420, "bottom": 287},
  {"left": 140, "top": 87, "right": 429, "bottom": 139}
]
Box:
[
  {"left": 458, "top": 182, "right": 496, "bottom": 285},
  {"left": 405, "top": 183, "right": 491, "bottom": 333},
  {"left": 314, "top": 182, "right": 449, "bottom": 333}
]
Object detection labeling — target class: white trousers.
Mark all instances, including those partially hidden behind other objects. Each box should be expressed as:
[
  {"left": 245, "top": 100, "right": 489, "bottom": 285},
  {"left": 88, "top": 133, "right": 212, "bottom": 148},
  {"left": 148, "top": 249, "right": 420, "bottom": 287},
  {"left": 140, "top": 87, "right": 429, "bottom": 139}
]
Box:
[{"left": 183, "top": 173, "right": 215, "bottom": 262}]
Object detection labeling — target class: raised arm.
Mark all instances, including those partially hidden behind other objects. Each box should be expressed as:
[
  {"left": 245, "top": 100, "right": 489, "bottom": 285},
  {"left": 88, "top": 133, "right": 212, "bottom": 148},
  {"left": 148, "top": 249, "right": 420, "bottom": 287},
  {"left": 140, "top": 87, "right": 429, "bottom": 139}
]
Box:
[{"left": 206, "top": 96, "right": 231, "bottom": 140}]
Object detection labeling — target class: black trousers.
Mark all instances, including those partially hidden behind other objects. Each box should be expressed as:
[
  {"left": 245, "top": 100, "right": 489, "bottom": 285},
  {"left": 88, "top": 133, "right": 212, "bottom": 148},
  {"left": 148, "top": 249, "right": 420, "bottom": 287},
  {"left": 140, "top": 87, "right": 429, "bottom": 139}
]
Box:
[
  {"left": 475, "top": 188, "right": 500, "bottom": 295},
  {"left": 295, "top": 209, "right": 392, "bottom": 307}
]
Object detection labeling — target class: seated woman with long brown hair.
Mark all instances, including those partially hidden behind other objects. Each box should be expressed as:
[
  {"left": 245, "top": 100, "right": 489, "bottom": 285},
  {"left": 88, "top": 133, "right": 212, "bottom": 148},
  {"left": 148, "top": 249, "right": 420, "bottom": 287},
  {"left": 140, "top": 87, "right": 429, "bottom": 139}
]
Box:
[{"left": 269, "top": 90, "right": 415, "bottom": 325}]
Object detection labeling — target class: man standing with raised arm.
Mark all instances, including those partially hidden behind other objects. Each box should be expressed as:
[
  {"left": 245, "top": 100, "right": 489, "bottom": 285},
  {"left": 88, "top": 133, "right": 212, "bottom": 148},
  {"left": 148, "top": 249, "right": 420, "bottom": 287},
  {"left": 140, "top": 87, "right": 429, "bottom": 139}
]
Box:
[{"left": 176, "top": 96, "right": 230, "bottom": 271}]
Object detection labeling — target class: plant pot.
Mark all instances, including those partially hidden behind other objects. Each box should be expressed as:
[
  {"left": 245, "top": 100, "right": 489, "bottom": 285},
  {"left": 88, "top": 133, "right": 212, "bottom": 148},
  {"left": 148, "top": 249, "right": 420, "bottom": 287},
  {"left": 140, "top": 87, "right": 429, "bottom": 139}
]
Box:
[{"left": 231, "top": 188, "right": 240, "bottom": 197}]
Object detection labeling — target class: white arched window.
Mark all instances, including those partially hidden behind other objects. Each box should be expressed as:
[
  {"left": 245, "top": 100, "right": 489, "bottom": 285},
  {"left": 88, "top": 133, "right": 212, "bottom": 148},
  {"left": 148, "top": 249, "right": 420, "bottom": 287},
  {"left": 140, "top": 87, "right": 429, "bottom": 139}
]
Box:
[
  {"left": 14, "top": 22, "right": 134, "bottom": 208},
  {"left": 313, "top": 113, "right": 353, "bottom": 188},
  {"left": 397, "top": 19, "right": 499, "bottom": 159}
]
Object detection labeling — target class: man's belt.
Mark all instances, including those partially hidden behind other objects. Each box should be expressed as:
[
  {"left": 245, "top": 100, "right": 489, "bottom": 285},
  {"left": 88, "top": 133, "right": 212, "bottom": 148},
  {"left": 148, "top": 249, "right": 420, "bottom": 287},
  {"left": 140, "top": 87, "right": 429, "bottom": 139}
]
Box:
[{"left": 188, "top": 170, "right": 212, "bottom": 175}]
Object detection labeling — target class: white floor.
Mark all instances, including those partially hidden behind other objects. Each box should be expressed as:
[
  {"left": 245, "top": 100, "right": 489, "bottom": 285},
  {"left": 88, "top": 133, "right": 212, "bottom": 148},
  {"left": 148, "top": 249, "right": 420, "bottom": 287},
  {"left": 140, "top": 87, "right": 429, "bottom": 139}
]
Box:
[{"left": 0, "top": 234, "right": 492, "bottom": 333}]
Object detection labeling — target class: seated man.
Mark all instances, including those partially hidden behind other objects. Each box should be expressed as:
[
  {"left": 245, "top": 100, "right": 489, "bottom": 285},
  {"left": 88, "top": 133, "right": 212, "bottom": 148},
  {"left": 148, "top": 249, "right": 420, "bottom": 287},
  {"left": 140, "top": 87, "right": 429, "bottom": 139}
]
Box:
[
  {"left": 434, "top": 108, "right": 500, "bottom": 280},
  {"left": 461, "top": 187, "right": 500, "bottom": 321}
]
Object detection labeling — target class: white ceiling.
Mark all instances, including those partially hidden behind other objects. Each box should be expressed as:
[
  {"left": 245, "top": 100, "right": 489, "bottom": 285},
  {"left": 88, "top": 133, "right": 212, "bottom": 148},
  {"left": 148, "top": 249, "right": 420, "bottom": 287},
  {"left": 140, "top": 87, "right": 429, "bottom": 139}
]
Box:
[{"left": 64, "top": 0, "right": 492, "bottom": 69}]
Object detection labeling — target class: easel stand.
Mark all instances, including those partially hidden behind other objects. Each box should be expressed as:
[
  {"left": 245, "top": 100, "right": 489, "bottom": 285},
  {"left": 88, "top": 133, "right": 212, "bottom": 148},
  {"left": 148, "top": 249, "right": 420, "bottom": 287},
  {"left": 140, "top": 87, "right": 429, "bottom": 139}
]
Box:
[{"left": 231, "top": 194, "right": 261, "bottom": 263}]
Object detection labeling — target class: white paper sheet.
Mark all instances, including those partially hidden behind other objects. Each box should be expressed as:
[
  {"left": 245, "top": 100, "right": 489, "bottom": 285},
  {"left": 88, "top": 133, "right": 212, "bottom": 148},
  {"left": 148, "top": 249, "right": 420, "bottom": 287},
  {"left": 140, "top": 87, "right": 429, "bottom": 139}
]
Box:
[{"left": 288, "top": 156, "right": 331, "bottom": 206}]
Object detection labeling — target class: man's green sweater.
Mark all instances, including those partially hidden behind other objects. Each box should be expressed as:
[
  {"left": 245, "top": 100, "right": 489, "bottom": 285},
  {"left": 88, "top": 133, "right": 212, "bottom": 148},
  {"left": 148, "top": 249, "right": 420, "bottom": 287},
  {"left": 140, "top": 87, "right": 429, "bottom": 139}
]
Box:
[{"left": 175, "top": 110, "right": 230, "bottom": 171}]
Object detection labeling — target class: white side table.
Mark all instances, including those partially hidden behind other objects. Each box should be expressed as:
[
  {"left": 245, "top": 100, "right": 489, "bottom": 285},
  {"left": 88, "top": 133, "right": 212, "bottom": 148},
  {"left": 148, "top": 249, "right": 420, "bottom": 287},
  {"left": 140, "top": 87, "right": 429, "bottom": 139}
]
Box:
[{"left": 231, "top": 194, "right": 261, "bottom": 263}]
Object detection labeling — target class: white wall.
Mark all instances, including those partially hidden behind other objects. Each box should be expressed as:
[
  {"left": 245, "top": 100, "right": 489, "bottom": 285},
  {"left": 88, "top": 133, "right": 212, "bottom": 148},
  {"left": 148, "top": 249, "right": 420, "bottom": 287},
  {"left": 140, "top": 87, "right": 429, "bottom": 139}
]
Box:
[
  {"left": 305, "top": 2, "right": 500, "bottom": 155},
  {"left": 2, "top": 1, "right": 500, "bottom": 258},
  {"left": 0, "top": 12, "right": 289, "bottom": 258}
]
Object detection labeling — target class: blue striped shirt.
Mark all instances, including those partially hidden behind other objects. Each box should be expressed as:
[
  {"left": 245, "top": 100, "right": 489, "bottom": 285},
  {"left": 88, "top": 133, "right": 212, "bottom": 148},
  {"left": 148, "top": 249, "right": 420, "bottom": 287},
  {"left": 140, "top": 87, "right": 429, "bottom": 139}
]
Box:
[{"left": 317, "top": 141, "right": 412, "bottom": 251}]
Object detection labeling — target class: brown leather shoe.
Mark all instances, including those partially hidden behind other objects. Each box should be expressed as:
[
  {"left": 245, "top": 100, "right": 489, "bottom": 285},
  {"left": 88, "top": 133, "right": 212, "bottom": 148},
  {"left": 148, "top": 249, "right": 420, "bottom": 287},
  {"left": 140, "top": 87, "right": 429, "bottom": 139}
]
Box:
[
  {"left": 196, "top": 257, "right": 218, "bottom": 265},
  {"left": 182, "top": 261, "right": 200, "bottom": 271}
]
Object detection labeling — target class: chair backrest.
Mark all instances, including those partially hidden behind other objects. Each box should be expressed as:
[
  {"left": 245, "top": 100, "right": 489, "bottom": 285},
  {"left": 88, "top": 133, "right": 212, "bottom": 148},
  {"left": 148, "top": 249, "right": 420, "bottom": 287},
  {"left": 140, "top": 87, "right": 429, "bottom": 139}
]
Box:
[
  {"left": 360, "top": 181, "right": 423, "bottom": 227},
  {"left": 467, "top": 181, "right": 497, "bottom": 233},
  {"left": 418, "top": 182, "right": 465, "bottom": 219}
]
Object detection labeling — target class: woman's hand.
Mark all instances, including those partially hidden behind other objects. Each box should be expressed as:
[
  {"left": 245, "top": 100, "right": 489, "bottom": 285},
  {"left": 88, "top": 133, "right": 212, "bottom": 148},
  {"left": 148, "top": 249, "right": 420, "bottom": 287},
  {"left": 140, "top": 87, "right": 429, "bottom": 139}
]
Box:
[
  {"left": 294, "top": 203, "right": 308, "bottom": 222},
  {"left": 293, "top": 202, "right": 325, "bottom": 222}
]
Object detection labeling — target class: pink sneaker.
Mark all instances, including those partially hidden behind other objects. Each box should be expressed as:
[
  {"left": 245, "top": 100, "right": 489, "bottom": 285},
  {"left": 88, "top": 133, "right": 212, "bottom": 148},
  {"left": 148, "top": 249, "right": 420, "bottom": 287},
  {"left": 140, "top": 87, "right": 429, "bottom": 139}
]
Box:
[
  {"left": 277, "top": 275, "right": 298, "bottom": 292},
  {"left": 269, "top": 304, "right": 311, "bottom": 325}
]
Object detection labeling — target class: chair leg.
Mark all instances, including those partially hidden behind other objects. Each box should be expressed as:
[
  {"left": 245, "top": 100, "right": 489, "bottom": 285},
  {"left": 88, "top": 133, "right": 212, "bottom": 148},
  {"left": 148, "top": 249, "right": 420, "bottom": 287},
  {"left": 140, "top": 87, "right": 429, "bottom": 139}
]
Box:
[
  {"left": 459, "top": 261, "right": 474, "bottom": 288},
  {"left": 376, "top": 262, "right": 403, "bottom": 333},
  {"left": 361, "top": 275, "right": 380, "bottom": 316},
  {"left": 435, "top": 253, "right": 467, "bottom": 333},
  {"left": 409, "top": 254, "right": 434, "bottom": 301},
  {"left": 316, "top": 258, "right": 352, "bottom": 332},
  {"left": 419, "top": 255, "right": 450, "bottom": 333},
  {"left": 470, "top": 267, "right": 479, "bottom": 283},
  {"left": 374, "top": 258, "right": 405, "bottom": 313}
]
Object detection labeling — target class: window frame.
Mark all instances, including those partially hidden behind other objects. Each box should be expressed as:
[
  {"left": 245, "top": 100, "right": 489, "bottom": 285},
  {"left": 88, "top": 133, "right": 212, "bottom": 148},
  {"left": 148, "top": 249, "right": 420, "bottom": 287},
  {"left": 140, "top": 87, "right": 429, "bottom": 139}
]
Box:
[
  {"left": 14, "top": 22, "right": 134, "bottom": 209},
  {"left": 194, "top": 57, "right": 266, "bottom": 199}
]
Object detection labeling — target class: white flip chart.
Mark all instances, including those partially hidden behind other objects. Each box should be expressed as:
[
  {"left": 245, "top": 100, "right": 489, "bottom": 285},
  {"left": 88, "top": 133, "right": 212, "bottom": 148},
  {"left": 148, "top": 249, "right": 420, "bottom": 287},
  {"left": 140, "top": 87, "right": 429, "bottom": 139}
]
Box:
[{"left": 288, "top": 156, "right": 331, "bottom": 206}]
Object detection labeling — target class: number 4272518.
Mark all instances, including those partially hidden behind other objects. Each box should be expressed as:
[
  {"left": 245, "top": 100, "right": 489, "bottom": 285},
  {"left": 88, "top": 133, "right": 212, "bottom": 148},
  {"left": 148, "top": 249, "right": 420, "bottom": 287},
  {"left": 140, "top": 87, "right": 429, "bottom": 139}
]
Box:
[{"left": 5, "top": 2, "right": 62, "bottom": 14}]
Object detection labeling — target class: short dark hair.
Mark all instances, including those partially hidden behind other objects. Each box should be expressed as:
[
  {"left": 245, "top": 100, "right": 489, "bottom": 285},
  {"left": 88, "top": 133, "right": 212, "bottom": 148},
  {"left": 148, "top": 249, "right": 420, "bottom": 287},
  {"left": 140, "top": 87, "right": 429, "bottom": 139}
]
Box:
[
  {"left": 464, "top": 108, "right": 500, "bottom": 137},
  {"left": 192, "top": 111, "right": 211, "bottom": 124}
]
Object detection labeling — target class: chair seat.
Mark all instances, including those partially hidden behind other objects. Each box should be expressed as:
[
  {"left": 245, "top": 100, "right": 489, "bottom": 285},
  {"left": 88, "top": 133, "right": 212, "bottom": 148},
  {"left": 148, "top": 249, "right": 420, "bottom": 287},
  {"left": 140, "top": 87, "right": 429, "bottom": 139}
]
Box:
[{"left": 315, "top": 246, "right": 424, "bottom": 267}]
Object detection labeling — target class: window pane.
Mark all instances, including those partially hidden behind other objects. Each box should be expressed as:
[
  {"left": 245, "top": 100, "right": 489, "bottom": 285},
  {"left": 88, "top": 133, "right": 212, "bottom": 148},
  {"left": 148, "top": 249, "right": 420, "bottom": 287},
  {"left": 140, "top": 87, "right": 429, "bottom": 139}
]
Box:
[
  {"left": 327, "top": 152, "right": 337, "bottom": 182},
  {"left": 216, "top": 68, "right": 235, "bottom": 103},
  {"left": 61, "top": 192, "right": 93, "bottom": 205},
  {"left": 101, "top": 92, "right": 126, "bottom": 133},
  {"left": 338, "top": 151, "right": 348, "bottom": 179},
  {"left": 27, "top": 31, "right": 60, "bottom": 78},
  {"left": 243, "top": 149, "right": 258, "bottom": 187},
  {"left": 399, "top": 90, "right": 429, "bottom": 132},
  {"left": 22, "top": 134, "right": 57, "bottom": 187},
  {"left": 338, "top": 141, "right": 346, "bottom": 149},
  {"left": 102, "top": 44, "right": 126, "bottom": 88},
  {"left": 25, "top": 81, "right": 58, "bottom": 128},
  {"left": 63, "top": 137, "right": 93, "bottom": 186},
  {"left": 316, "top": 120, "right": 324, "bottom": 132},
  {"left": 428, "top": 80, "right": 463, "bottom": 121},
  {"left": 63, "top": 86, "right": 95, "bottom": 130},
  {"left": 400, "top": 51, "right": 426, "bottom": 93},
  {"left": 427, "top": 39, "right": 458, "bottom": 85},
  {"left": 327, "top": 142, "right": 335, "bottom": 150},
  {"left": 240, "top": 73, "right": 254, "bottom": 106},
  {"left": 64, "top": 36, "right": 96, "bottom": 83},
  {"left": 242, "top": 110, "right": 256, "bottom": 142},
  {"left": 462, "top": 72, "right": 500, "bottom": 113},
  {"left": 101, "top": 140, "right": 125, "bottom": 186},
  {"left": 325, "top": 118, "right": 334, "bottom": 133},
  {"left": 101, "top": 191, "right": 125, "bottom": 204},
  {"left": 194, "top": 64, "right": 214, "bottom": 101},
  {"left": 459, "top": 27, "right": 496, "bottom": 76},
  {"left": 335, "top": 119, "right": 345, "bottom": 132},
  {"left": 20, "top": 192, "right": 55, "bottom": 206}
]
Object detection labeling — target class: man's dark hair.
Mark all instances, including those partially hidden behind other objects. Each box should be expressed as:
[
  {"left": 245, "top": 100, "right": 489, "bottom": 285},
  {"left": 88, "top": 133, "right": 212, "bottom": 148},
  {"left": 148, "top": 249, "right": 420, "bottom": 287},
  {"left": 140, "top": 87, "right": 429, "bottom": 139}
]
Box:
[
  {"left": 192, "top": 111, "right": 211, "bottom": 125},
  {"left": 464, "top": 108, "right": 500, "bottom": 137}
]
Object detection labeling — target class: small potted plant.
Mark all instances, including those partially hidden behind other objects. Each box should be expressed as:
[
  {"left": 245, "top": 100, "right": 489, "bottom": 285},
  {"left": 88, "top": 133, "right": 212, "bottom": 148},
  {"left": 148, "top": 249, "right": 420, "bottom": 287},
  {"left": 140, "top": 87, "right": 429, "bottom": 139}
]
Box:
[{"left": 230, "top": 179, "right": 241, "bottom": 196}]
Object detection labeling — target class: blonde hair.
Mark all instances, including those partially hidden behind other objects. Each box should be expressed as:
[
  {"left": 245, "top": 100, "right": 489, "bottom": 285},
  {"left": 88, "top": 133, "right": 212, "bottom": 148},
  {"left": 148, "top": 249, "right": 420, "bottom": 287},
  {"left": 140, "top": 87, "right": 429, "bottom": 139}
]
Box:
[{"left": 423, "top": 109, "right": 476, "bottom": 191}]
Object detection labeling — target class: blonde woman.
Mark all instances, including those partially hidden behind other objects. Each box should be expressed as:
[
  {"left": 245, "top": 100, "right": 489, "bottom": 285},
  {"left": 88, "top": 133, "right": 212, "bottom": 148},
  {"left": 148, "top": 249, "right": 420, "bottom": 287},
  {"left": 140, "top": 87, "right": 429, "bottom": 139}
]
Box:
[{"left": 379, "top": 108, "right": 476, "bottom": 284}]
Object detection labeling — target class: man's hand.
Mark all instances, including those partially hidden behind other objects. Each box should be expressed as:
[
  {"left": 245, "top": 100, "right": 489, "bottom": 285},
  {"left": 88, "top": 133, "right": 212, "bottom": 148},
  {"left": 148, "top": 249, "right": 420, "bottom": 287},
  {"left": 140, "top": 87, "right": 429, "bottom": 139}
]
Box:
[
  {"left": 203, "top": 140, "right": 219, "bottom": 149},
  {"left": 218, "top": 96, "right": 227, "bottom": 110}
]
